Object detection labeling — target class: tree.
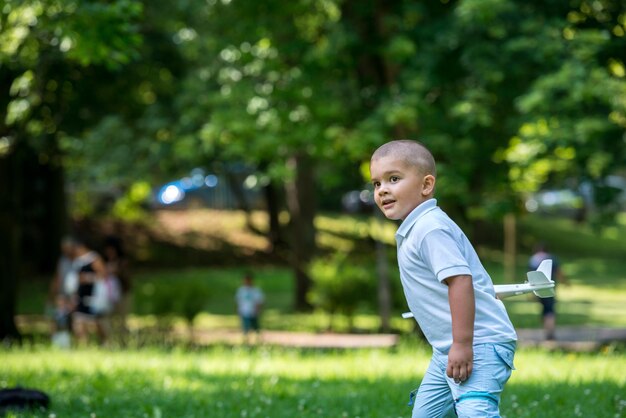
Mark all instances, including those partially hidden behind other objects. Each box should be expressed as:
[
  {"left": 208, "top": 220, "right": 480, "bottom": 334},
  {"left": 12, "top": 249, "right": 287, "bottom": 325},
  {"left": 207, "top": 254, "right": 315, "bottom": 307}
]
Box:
[
  {"left": 0, "top": 0, "right": 143, "bottom": 340},
  {"left": 162, "top": 0, "right": 360, "bottom": 310},
  {"left": 504, "top": 0, "right": 626, "bottom": 225}
]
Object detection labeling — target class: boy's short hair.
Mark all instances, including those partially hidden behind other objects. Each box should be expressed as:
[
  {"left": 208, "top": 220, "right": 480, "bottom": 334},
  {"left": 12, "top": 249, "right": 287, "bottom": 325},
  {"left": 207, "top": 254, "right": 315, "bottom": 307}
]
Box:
[{"left": 371, "top": 140, "right": 436, "bottom": 176}]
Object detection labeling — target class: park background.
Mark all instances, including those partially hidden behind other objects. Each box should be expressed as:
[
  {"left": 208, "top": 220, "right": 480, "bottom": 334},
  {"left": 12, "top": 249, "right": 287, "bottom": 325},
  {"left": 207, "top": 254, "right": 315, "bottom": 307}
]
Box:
[{"left": 1, "top": 0, "right": 625, "bottom": 417}]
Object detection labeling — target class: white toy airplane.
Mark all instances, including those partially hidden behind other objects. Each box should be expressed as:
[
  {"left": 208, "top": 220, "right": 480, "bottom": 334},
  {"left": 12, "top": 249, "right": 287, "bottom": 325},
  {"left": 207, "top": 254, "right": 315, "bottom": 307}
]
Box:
[{"left": 401, "top": 259, "right": 555, "bottom": 319}]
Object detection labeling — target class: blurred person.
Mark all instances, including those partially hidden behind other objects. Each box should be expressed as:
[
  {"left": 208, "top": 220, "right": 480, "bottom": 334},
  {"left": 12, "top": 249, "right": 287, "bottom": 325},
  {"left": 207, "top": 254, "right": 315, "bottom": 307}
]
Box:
[
  {"left": 50, "top": 294, "right": 72, "bottom": 349},
  {"left": 47, "top": 237, "right": 78, "bottom": 343},
  {"left": 103, "top": 235, "right": 130, "bottom": 336},
  {"left": 235, "top": 272, "right": 264, "bottom": 344},
  {"left": 71, "top": 236, "right": 110, "bottom": 345},
  {"left": 528, "top": 243, "right": 570, "bottom": 341},
  {"left": 47, "top": 237, "right": 78, "bottom": 302}
]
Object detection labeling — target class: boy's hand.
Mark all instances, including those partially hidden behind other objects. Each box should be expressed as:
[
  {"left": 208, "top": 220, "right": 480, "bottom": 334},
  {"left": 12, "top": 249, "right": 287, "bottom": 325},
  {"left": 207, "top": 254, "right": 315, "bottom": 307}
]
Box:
[{"left": 447, "top": 342, "right": 473, "bottom": 383}]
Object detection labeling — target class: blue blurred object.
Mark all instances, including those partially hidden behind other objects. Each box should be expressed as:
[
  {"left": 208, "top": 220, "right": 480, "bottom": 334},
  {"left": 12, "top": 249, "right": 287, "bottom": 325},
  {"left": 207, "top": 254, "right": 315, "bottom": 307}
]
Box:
[
  {"left": 158, "top": 182, "right": 186, "bottom": 205},
  {"left": 152, "top": 167, "right": 263, "bottom": 210}
]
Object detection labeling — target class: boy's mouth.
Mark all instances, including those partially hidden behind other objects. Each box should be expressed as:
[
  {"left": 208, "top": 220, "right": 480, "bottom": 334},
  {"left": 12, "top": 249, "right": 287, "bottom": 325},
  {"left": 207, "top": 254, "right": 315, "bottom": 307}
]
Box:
[{"left": 381, "top": 198, "right": 396, "bottom": 209}]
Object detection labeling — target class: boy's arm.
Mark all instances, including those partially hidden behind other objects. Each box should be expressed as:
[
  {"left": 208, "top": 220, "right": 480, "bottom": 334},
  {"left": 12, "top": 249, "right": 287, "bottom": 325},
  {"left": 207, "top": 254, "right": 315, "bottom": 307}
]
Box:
[{"left": 445, "top": 274, "right": 475, "bottom": 383}]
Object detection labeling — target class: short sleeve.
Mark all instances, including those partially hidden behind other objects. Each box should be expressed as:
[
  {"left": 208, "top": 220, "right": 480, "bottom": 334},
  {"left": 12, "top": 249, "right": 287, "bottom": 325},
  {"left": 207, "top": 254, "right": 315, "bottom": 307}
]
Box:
[{"left": 420, "top": 228, "right": 472, "bottom": 282}]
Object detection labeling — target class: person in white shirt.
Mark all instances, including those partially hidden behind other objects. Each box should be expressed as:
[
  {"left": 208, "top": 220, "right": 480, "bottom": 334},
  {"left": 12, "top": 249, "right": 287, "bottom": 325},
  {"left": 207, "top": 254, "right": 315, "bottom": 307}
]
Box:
[
  {"left": 235, "top": 273, "right": 264, "bottom": 343},
  {"left": 370, "top": 140, "right": 517, "bottom": 418}
]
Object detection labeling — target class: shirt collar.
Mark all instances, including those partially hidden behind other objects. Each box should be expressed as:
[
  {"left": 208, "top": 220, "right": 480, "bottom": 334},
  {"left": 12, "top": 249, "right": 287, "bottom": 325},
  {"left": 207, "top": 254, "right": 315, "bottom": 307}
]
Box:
[{"left": 395, "top": 198, "right": 438, "bottom": 242}]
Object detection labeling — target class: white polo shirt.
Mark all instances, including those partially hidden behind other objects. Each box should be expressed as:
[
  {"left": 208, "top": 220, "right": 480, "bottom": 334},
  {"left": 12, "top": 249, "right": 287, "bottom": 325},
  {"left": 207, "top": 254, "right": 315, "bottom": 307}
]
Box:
[
  {"left": 396, "top": 199, "right": 517, "bottom": 353},
  {"left": 236, "top": 286, "right": 264, "bottom": 317}
]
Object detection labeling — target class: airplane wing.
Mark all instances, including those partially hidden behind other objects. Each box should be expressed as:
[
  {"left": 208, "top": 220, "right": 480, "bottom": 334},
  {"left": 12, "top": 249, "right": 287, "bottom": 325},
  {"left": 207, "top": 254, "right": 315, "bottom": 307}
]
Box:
[{"left": 401, "top": 259, "right": 556, "bottom": 318}]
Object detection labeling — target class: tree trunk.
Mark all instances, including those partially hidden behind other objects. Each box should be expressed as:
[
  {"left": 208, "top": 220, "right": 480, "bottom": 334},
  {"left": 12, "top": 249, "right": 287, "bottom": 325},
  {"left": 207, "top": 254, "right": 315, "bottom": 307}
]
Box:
[
  {"left": 225, "top": 171, "right": 255, "bottom": 230},
  {"left": 0, "top": 146, "right": 22, "bottom": 341},
  {"left": 0, "top": 135, "right": 69, "bottom": 341},
  {"left": 42, "top": 151, "right": 68, "bottom": 271},
  {"left": 22, "top": 137, "right": 67, "bottom": 273},
  {"left": 285, "top": 154, "right": 316, "bottom": 311},
  {"left": 503, "top": 213, "right": 516, "bottom": 283},
  {"left": 263, "top": 180, "right": 285, "bottom": 253}
]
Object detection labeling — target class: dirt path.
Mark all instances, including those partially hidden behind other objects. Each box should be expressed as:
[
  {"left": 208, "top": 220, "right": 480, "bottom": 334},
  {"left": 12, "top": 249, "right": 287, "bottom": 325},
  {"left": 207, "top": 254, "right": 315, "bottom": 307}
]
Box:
[
  {"left": 515, "top": 326, "right": 626, "bottom": 351},
  {"left": 190, "top": 329, "right": 399, "bottom": 348},
  {"left": 17, "top": 315, "right": 626, "bottom": 351},
  {"left": 188, "top": 326, "right": 626, "bottom": 351}
]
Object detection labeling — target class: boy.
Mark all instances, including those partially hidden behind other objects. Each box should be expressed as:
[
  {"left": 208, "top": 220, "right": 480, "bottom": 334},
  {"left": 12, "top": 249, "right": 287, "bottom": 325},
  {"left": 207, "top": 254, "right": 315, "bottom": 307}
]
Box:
[
  {"left": 51, "top": 294, "right": 72, "bottom": 349},
  {"left": 370, "top": 140, "right": 517, "bottom": 418},
  {"left": 528, "top": 243, "right": 569, "bottom": 341},
  {"left": 235, "top": 273, "right": 264, "bottom": 343}
]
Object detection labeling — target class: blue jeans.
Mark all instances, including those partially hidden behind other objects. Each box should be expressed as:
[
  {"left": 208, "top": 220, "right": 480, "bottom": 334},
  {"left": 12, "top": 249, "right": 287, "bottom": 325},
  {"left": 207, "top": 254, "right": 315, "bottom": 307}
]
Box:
[{"left": 410, "top": 342, "right": 516, "bottom": 418}]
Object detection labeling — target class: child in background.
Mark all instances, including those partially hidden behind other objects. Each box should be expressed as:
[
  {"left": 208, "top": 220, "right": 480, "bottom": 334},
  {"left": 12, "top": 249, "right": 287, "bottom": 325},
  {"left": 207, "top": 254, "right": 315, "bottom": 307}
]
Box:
[
  {"left": 235, "top": 273, "right": 264, "bottom": 344},
  {"left": 528, "top": 243, "right": 569, "bottom": 340},
  {"left": 370, "top": 140, "right": 517, "bottom": 418},
  {"left": 47, "top": 237, "right": 77, "bottom": 347},
  {"left": 51, "top": 295, "right": 72, "bottom": 349}
]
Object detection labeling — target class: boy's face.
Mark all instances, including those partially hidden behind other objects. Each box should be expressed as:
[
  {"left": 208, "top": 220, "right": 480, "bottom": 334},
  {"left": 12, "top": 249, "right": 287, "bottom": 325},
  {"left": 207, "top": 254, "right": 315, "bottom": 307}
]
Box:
[{"left": 370, "top": 156, "right": 435, "bottom": 220}]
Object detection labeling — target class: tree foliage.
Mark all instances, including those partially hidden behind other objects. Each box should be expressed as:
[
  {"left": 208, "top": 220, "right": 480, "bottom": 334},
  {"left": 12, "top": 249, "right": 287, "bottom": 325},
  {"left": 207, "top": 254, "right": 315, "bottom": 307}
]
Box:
[
  {"left": 503, "top": 0, "right": 626, "bottom": 221},
  {"left": 3, "top": 0, "right": 622, "bottom": 218}
]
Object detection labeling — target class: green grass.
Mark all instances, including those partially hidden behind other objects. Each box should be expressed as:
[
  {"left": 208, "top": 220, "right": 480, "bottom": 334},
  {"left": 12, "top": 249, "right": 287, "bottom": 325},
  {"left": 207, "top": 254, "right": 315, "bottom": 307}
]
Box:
[{"left": 1, "top": 344, "right": 624, "bottom": 418}]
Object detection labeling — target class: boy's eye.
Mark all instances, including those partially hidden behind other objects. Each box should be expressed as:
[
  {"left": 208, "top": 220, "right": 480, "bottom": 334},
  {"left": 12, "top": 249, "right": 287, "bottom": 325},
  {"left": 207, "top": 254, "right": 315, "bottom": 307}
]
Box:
[
  {"left": 373, "top": 181, "right": 381, "bottom": 188},
  {"left": 390, "top": 176, "right": 399, "bottom": 182}
]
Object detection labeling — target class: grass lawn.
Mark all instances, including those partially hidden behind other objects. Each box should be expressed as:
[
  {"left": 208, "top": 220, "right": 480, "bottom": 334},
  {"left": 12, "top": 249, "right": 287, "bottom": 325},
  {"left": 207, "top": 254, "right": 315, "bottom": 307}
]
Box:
[{"left": 1, "top": 344, "right": 624, "bottom": 418}]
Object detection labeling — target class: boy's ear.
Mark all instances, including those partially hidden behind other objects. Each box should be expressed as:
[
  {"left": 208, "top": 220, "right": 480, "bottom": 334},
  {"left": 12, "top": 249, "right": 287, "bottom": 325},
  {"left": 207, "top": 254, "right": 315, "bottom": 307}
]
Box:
[{"left": 422, "top": 174, "right": 436, "bottom": 195}]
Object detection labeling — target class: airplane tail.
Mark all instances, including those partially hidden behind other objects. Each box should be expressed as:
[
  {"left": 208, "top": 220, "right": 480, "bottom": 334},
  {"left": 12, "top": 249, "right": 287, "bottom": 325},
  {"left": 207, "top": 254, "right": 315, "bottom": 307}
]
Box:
[{"left": 527, "top": 259, "right": 555, "bottom": 298}]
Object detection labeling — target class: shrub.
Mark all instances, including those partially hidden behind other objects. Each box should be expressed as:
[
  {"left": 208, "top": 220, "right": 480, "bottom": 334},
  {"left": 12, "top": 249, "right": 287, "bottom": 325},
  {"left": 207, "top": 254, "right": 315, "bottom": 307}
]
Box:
[
  {"left": 308, "top": 253, "right": 376, "bottom": 330},
  {"left": 134, "top": 280, "right": 209, "bottom": 339}
]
